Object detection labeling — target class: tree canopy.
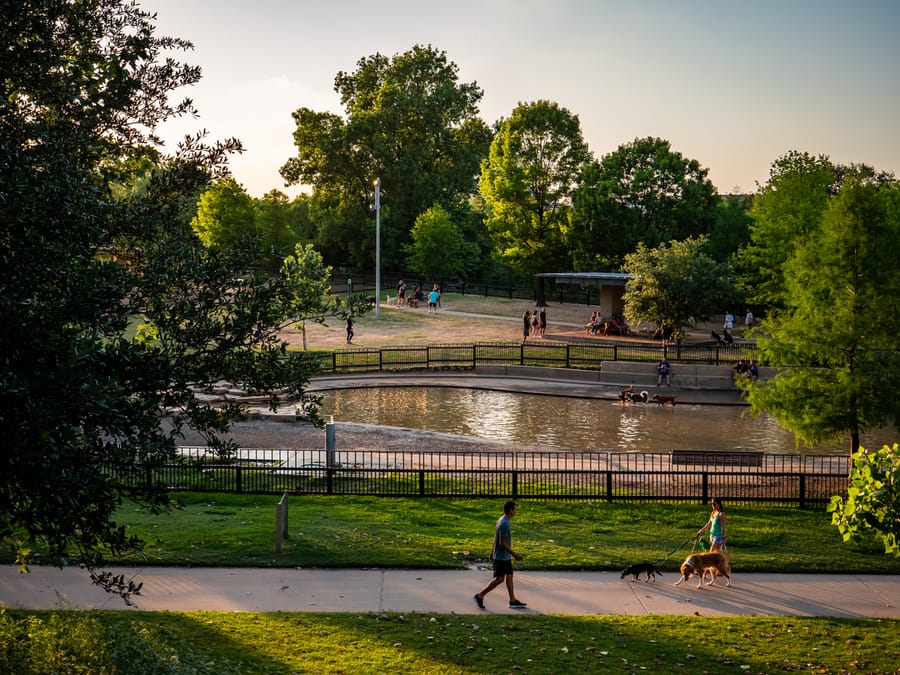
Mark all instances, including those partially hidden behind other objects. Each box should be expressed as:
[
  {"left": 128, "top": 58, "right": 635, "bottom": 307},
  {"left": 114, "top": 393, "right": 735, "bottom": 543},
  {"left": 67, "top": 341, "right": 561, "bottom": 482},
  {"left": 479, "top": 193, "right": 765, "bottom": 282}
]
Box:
[
  {"left": 280, "top": 45, "right": 491, "bottom": 272},
  {"left": 571, "top": 137, "right": 719, "bottom": 270},
  {"left": 403, "top": 205, "right": 479, "bottom": 282},
  {"left": 743, "top": 175, "right": 900, "bottom": 454},
  {"left": 622, "top": 236, "right": 733, "bottom": 339},
  {"left": 0, "top": 0, "right": 324, "bottom": 597},
  {"left": 480, "top": 100, "right": 590, "bottom": 277}
]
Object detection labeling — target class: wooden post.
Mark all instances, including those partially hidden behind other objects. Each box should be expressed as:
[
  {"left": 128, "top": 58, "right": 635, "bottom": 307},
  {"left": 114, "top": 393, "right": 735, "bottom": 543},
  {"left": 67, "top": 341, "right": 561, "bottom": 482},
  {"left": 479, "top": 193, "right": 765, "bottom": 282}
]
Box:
[{"left": 274, "top": 491, "right": 289, "bottom": 553}]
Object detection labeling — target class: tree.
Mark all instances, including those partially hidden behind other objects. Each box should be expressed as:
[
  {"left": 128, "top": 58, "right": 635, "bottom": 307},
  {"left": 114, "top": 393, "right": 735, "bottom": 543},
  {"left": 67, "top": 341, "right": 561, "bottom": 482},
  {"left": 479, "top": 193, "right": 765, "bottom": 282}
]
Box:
[
  {"left": 829, "top": 444, "right": 900, "bottom": 557},
  {"left": 0, "top": 1, "right": 321, "bottom": 598},
  {"left": 279, "top": 243, "right": 372, "bottom": 351},
  {"left": 403, "top": 205, "right": 479, "bottom": 281},
  {"left": 622, "top": 236, "right": 734, "bottom": 339},
  {"left": 737, "top": 152, "right": 836, "bottom": 308},
  {"left": 192, "top": 176, "right": 257, "bottom": 248},
  {"left": 480, "top": 100, "right": 590, "bottom": 277},
  {"left": 743, "top": 177, "right": 900, "bottom": 454},
  {"left": 255, "top": 190, "right": 306, "bottom": 269},
  {"left": 571, "top": 137, "right": 719, "bottom": 270},
  {"left": 280, "top": 45, "right": 491, "bottom": 271}
]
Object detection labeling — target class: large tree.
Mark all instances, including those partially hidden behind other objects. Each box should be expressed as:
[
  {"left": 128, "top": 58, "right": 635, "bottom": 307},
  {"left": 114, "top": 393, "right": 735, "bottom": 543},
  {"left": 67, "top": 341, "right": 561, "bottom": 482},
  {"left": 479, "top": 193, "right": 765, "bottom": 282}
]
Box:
[
  {"left": 0, "top": 1, "right": 322, "bottom": 597},
  {"left": 480, "top": 100, "right": 590, "bottom": 277},
  {"left": 403, "top": 204, "right": 479, "bottom": 282},
  {"left": 280, "top": 45, "right": 491, "bottom": 271},
  {"left": 622, "top": 236, "right": 733, "bottom": 340},
  {"left": 571, "top": 137, "right": 719, "bottom": 270},
  {"left": 743, "top": 177, "right": 900, "bottom": 454}
]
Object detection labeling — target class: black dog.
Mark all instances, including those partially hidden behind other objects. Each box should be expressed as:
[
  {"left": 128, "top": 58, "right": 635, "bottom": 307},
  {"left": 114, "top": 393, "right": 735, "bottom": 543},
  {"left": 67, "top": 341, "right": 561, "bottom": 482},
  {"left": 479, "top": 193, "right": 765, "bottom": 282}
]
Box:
[
  {"left": 621, "top": 562, "right": 664, "bottom": 582},
  {"left": 618, "top": 386, "right": 649, "bottom": 405}
]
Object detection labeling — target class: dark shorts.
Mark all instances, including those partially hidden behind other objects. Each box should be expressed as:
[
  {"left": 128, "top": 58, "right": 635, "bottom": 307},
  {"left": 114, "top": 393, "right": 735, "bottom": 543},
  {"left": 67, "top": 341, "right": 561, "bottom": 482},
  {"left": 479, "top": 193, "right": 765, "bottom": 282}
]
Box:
[{"left": 492, "top": 559, "right": 514, "bottom": 578}]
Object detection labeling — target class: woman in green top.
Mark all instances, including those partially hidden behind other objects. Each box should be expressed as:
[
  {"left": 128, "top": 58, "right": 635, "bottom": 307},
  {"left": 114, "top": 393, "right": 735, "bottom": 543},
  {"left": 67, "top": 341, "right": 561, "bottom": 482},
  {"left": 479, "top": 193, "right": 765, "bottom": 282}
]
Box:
[{"left": 696, "top": 497, "right": 726, "bottom": 552}]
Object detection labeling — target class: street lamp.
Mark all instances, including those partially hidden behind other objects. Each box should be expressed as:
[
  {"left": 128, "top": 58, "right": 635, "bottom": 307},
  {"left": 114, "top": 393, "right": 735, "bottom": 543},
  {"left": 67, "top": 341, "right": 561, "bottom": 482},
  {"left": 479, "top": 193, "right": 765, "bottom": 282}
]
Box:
[{"left": 374, "top": 177, "right": 381, "bottom": 320}]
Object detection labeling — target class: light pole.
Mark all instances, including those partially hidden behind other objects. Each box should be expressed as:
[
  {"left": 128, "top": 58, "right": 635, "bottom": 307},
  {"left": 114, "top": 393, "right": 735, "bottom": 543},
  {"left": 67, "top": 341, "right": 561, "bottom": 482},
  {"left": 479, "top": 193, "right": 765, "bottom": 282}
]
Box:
[{"left": 374, "top": 177, "right": 381, "bottom": 320}]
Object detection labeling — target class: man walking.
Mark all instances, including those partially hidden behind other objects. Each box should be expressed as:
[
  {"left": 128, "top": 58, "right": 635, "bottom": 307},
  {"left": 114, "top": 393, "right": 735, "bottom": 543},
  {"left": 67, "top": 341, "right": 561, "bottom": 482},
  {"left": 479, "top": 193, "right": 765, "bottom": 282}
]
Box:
[{"left": 473, "top": 501, "right": 527, "bottom": 609}]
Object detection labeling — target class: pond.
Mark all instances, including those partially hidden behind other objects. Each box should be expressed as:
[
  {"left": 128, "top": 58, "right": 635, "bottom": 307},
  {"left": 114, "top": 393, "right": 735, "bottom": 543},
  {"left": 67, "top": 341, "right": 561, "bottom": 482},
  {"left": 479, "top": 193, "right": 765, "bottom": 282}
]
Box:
[{"left": 320, "top": 386, "right": 896, "bottom": 456}]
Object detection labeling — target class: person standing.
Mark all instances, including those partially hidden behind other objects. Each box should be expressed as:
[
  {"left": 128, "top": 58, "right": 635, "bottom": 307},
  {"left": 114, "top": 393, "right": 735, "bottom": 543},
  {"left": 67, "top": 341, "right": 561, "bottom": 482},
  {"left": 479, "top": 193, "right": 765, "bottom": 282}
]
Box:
[
  {"left": 538, "top": 307, "right": 547, "bottom": 338},
  {"left": 473, "top": 501, "right": 526, "bottom": 609},
  {"left": 345, "top": 316, "right": 354, "bottom": 344},
  {"left": 744, "top": 308, "right": 754, "bottom": 330},
  {"left": 696, "top": 497, "right": 727, "bottom": 552},
  {"left": 427, "top": 285, "right": 440, "bottom": 314},
  {"left": 522, "top": 310, "right": 531, "bottom": 342},
  {"left": 724, "top": 310, "right": 734, "bottom": 331}
]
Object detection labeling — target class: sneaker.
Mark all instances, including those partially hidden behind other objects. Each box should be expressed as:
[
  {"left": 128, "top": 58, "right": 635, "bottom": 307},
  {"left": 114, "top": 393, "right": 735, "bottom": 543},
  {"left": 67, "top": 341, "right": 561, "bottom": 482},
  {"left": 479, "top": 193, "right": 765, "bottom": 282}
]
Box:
[
  {"left": 508, "top": 599, "right": 527, "bottom": 608},
  {"left": 473, "top": 594, "right": 485, "bottom": 609}
]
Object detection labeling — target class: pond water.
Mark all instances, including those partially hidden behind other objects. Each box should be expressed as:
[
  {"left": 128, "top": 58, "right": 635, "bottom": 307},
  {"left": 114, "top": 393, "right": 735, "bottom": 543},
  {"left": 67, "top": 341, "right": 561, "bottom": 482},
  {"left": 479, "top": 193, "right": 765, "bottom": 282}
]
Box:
[{"left": 320, "top": 387, "right": 896, "bottom": 456}]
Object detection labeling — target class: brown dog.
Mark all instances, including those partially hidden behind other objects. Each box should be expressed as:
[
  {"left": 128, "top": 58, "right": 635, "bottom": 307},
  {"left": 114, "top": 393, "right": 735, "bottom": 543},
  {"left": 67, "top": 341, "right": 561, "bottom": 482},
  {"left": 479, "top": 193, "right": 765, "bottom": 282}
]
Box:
[
  {"left": 674, "top": 552, "right": 731, "bottom": 588},
  {"left": 652, "top": 393, "right": 677, "bottom": 406}
]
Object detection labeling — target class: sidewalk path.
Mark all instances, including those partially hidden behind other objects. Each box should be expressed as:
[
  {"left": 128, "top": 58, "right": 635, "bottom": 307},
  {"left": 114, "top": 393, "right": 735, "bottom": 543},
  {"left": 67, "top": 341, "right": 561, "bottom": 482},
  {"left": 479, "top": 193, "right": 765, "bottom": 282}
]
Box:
[{"left": 3, "top": 566, "right": 898, "bottom": 618}]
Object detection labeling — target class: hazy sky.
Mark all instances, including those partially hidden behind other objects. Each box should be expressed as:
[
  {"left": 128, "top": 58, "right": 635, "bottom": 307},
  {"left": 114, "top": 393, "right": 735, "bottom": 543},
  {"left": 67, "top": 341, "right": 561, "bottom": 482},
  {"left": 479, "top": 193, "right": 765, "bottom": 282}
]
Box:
[{"left": 143, "top": 0, "right": 900, "bottom": 197}]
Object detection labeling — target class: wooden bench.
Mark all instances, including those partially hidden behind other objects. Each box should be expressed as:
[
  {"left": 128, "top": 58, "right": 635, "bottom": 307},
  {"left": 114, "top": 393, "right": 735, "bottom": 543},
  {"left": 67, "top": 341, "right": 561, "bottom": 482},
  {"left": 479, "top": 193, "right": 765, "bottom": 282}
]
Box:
[{"left": 671, "top": 450, "right": 763, "bottom": 467}]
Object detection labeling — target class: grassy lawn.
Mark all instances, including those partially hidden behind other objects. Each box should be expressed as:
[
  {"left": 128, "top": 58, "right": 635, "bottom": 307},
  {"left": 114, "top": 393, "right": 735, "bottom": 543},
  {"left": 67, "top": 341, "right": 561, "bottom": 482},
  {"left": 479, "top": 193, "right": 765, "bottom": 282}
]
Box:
[
  {"left": 5, "top": 497, "right": 900, "bottom": 673},
  {"left": 3, "top": 609, "right": 897, "bottom": 674},
  {"left": 9, "top": 494, "right": 895, "bottom": 574}
]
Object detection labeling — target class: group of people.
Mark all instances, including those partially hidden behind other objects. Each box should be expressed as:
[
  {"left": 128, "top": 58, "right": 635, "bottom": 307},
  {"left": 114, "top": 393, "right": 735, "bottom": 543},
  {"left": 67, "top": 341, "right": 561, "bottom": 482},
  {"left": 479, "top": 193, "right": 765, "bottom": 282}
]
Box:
[
  {"left": 522, "top": 308, "right": 547, "bottom": 340},
  {"left": 473, "top": 497, "right": 726, "bottom": 609},
  {"left": 395, "top": 280, "right": 442, "bottom": 313},
  {"left": 733, "top": 358, "right": 759, "bottom": 382}
]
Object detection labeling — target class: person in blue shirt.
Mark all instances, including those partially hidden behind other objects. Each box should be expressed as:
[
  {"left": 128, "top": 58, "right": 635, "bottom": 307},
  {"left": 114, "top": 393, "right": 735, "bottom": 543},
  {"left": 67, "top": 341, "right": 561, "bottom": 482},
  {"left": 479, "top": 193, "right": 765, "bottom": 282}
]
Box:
[{"left": 473, "top": 501, "right": 527, "bottom": 609}]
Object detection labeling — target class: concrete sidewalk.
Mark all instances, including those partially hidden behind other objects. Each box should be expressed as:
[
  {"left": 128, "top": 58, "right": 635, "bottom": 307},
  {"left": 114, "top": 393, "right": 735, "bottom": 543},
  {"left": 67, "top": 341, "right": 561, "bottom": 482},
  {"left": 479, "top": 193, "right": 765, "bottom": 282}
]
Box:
[{"left": 3, "top": 565, "right": 898, "bottom": 618}]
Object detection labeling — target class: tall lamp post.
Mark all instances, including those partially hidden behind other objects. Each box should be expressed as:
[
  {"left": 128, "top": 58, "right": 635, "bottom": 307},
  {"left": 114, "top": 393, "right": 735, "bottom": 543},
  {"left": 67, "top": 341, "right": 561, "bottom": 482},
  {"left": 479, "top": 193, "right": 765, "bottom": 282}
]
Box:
[{"left": 374, "top": 177, "right": 381, "bottom": 320}]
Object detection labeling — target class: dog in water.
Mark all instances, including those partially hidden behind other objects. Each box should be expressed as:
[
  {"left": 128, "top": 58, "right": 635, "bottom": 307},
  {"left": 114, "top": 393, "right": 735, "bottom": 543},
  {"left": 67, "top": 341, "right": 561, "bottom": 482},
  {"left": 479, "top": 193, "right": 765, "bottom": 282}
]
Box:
[
  {"left": 652, "top": 393, "right": 676, "bottom": 406},
  {"left": 674, "top": 552, "right": 731, "bottom": 588},
  {"left": 621, "top": 562, "right": 664, "bottom": 582},
  {"left": 619, "top": 386, "right": 649, "bottom": 405}
]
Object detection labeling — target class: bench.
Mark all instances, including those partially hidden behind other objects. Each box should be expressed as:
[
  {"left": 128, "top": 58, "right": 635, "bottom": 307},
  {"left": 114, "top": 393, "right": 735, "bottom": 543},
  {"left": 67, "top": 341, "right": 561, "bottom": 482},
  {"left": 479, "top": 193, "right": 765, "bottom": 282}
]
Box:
[{"left": 671, "top": 450, "right": 763, "bottom": 467}]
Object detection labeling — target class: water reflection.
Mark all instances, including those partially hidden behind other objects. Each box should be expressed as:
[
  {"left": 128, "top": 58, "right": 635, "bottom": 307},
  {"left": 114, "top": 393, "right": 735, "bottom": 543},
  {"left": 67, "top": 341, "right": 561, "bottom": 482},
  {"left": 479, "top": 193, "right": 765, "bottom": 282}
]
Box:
[{"left": 320, "top": 387, "right": 896, "bottom": 456}]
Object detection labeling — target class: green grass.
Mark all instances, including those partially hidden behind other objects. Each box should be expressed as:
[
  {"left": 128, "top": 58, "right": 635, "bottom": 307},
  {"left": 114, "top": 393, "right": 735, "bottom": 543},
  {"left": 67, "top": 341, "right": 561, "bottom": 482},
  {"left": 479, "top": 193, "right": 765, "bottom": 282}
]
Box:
[
  {"left": 5, "top": 495, "right": 899, "bottom": 673},
  {"left": 12, "top": 494, "right": 896, "bottom": 573},
  {"left": 2, "top": 609, "right": 897, "bottom": 674}
]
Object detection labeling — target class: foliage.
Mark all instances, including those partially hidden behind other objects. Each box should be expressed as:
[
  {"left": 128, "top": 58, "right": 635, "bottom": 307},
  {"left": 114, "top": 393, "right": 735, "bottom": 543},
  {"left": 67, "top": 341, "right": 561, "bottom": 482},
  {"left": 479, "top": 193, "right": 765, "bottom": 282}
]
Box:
[
  {"left": 0, "top": 1, "right": 323, "bottom": 598},
  {"left": 737, "top": 151, "right": 836, "bottom": 308},
  {"left": 622, "top": 236, "right": 734, "bottom": 339},
  {"left": 278, "top": 243, "right": 373, "bottom": 350},
  {"left": 191, "top": 176, "right": 257, "bottom": 248},
  {"left": 829, "top": 444, "right": 900, "bottom": 557},
  {"left": 280, "top": 45, "right": 491, "bottom": 271},
  {"left": 3, "top": 610, "right": 898, "bottom": 675},
  {"left": 743, "top": 177, "right": 900, "bottom": 453},
  {"left": 707, "top": 193, "right": 752, "bottom": 264},
  {"left": 403, "top": 204, "right": 479, "bottom": 281},
  {"left": 571, "top": 137, "right": 719, "bottom": 270},
  {"left": 480, "top": 100, "right": 590, "bottom": 276}
]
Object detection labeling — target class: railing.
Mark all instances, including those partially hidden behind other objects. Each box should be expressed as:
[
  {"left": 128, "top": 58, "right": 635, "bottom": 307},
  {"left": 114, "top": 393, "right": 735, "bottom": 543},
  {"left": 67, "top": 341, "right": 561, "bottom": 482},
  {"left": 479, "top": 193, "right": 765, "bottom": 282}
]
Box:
[
  {"left": 316, "top": 341, "right": 759, "bottom": 372},
  {"left": 134, "top": 448, "right": 849, "bottom": 508}
]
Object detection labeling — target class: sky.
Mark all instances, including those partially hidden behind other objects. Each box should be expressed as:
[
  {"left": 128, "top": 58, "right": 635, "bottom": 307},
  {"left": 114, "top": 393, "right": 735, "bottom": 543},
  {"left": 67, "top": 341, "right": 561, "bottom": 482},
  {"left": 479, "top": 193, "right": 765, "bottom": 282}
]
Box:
[{"left": 142, "top": 0, "right": 900, "bottom": 198}]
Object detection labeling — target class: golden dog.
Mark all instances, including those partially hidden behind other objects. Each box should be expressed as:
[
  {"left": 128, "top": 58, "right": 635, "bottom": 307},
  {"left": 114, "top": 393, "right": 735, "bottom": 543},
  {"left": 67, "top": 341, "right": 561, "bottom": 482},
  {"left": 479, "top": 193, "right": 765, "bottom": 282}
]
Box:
[{"left": 673, "top": 552, "right": 731, "bottom": 588}]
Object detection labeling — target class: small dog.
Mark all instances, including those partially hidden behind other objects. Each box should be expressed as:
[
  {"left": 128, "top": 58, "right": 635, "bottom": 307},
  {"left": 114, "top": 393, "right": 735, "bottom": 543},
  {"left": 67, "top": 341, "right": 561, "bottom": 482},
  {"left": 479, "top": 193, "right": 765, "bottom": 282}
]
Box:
[
  {"left": 619, "top": 386, "right": 649, "bottom": 405},
  {"left": 674, "top": 552, "right": 731, "bottom": 588},
  {"left": 652, "top": 393, "right": 677, "bottom": 406},
  {"left": 621, "top": 562, "right": 663, "bottom": 582}
]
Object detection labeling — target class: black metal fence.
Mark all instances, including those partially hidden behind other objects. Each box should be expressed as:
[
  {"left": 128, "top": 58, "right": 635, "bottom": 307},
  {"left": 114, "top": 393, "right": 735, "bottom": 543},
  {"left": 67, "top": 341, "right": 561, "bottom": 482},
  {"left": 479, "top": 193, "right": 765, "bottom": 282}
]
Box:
[
  {"left": 141, "top": 448, "right": 849, "bottom": 508},
  {"left": 316, "top": 340, "right": 758, "bottom": 373}
]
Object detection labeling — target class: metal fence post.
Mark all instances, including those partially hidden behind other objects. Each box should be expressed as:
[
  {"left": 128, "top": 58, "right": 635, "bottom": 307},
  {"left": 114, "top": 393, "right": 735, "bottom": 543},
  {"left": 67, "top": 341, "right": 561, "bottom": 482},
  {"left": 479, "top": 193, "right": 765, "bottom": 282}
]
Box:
[
  {"left": 235, "top": 466, "right": 242, "bottom": 493},
  {"left": 512, "top": 470, "right": 518, "bottom": 497}
]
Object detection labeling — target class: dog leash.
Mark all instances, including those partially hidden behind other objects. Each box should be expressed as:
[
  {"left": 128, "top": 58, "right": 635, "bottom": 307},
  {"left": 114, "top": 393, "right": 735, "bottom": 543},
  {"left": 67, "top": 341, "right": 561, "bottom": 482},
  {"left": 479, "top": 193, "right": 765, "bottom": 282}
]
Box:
[{"left": 652, "top": 535, "right": 699, "bottom": 566}]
